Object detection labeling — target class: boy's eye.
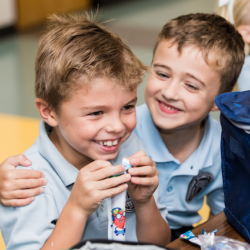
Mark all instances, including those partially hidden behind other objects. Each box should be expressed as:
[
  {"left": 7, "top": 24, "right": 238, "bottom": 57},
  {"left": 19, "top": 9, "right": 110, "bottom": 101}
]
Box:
[
  {"left": 156, "top": 72, "right": 170, "bottom": 79},
  {"left": 186, "top": 83, "right": 198, "bottom": 91},
  {"left": 122, "top": 105, "right": 134, "bottom": 111},
  {"left": 89, "top": 111, "right": 103, "bottom": 116}
]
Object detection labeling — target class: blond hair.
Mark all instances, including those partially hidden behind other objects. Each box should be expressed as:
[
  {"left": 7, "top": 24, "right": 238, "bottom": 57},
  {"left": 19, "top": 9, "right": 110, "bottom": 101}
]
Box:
[
  {"left": 154, "top": 13, "right": 245, "bottom": 94},
  {"left": 35, "top": 13, "right": 148, "bottom": 113},
  {"left": 217, "top": 0, "right": 250, "bottom": 54}
]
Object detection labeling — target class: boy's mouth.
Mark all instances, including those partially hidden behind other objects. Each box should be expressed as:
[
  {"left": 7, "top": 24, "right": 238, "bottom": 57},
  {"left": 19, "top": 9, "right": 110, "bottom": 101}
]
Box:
[
  {"left": 94, "top": 138, "right": 120, "bottom": 147},
  {"left": 158, "top": 100, "right": 181, "bottom": 113}
]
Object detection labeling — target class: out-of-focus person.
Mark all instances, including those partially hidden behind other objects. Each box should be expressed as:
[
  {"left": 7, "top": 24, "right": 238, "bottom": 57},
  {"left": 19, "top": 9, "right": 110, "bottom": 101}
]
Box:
[{"left": 217, "top": 0, "right": 250, "bottom": 91}]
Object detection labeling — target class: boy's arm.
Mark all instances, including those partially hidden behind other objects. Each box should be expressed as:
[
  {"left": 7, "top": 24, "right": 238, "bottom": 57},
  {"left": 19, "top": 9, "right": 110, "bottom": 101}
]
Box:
[
  {"left": 0, "top": 155, "right": 45, "bottom": 206},
  {"left": 134, "top": 196, "right": 170, "bottom": 246},
  {"left": 128, "top": 151, "right": 171, "bottom": 246}
]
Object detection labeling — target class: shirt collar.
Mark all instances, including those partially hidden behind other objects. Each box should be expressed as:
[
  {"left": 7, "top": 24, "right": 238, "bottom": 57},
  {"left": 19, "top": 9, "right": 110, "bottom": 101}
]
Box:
[
  {"left": 141, "top": 106, "right": 179, "bottom": 164},
  {"left": 37, "top": 120, "right": 79, "bottom": 187}
]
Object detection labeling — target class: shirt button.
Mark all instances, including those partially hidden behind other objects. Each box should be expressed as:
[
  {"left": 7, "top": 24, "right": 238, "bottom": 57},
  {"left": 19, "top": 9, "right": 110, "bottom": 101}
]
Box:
[
  {"left": 191, "top": 166, "right": 193, "bottom": 169},
  {"left": 100, "top": 204, "right": 105, "bottom": 212},
  {"left": 167, "top": 186, "right": 173, "bottom": 192}
]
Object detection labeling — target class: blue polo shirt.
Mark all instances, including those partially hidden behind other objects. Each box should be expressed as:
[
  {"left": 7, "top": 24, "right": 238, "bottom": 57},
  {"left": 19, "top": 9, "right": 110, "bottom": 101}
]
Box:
[
  {"left": 134, "top": 104, "right": 224, "bottom": 229},
  {"left": 0, "top": 120, "right": 167, "bottom": 250}
]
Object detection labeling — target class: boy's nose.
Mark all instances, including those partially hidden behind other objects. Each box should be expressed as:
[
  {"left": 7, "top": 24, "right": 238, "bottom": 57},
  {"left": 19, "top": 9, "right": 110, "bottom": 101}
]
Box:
[
  {"left": 105, "top": 116, "right": 124, "bottom": 133},
  {"left": 161, "top": 80, "right": 180, "bottom": 101}
]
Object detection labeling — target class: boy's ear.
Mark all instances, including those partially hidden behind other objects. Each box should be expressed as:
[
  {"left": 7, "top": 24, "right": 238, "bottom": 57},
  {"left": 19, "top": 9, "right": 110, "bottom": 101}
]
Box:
[
  {"left": 237, "top": 25, "right": 250, "bottom": 44},
  {"left": 210, "top": 103, "right": 219, "bottom": 112},
  {"left": 35, "top": 98, "right": 58, "bottom": 127}
]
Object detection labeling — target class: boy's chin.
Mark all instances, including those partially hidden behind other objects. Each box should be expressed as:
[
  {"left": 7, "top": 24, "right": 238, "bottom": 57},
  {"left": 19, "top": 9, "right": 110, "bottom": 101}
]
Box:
[{"left": 92, "top": 150, "right": 120, "bottom": 162}]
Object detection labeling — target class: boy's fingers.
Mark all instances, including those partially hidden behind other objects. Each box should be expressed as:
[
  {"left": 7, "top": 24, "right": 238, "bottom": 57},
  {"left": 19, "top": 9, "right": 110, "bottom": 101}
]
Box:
[
  {"left": 131, "top": 176, "right": 158, "bottom": 186},
  {"left": 1, "top": 197, "right": 35, "bottom": 207},
  {"left": 98, "top": 173, "right": 131, "bottom": 190},
  {"left": 14, "top": 169, "right": 44, "bottom": 179},
  {"left": 88, "top": 160, "right": 112, "bottom": 172},
  {"left": 129, "top": 150, "right": 146, "bottom": 159},
  {"left": 129, "top": 156, "right": 155, "bottom": 167},
  {"left": 93, "top": 164, "right": 125, "bottom": 181},
  {"left": 1, "top": 178, "right": 47, "bottom": 192},
  {"left": 3, "top": 155, "right": 31, "bottom": 170},
  {"left": 14, "top": 178, "right": 47, "bottom": 190},
  {"left": 101, "top": 183, "right": 128, "bottom": 199},
  {"left": 7, "top": 187, "right": 44, "bottom": 199},
  {"left": 128, "top": 166, "right": 156, "bottom": 176}
]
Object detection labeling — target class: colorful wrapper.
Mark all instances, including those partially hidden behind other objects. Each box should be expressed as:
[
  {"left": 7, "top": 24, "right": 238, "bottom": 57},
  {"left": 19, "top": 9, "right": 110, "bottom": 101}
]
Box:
[
  {"left": 108, "top": 158, "right": 133, "bottom": 241},
  {"left": 180, "top": 229, "right": 218, "bottom": 246}
]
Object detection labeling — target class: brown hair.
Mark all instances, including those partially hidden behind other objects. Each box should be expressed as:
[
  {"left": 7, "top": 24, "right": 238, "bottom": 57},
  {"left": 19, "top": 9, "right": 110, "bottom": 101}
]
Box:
[
  {"left": 154, "top": 13, "right": 245, "bottom": 93},
  {"left": 35, "top": 13, "right": 148, "bottom": 112}
]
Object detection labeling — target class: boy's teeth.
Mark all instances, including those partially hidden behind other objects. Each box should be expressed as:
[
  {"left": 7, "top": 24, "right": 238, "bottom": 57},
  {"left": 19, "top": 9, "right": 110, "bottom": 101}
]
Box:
[
  {"left": 97, "top": 140, "right": 119, "bottom": 147},
  {"left": 162, "top": 102, "right": 177, "bottom": 110}
]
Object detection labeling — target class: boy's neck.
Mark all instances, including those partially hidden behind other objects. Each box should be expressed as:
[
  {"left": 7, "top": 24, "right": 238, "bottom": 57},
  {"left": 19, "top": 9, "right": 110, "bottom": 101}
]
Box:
[
  {"left": 49, "top": 128, "right": 93, "bottom": 170},
  {"left": 158, "top": 120, "right": 205, "bottom": 164}
]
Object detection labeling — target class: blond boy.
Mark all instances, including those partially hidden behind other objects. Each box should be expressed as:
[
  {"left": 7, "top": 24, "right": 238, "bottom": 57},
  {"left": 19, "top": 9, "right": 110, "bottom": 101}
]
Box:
[{"left": 0, "top": 14, "right": 170, "bottom": 249}]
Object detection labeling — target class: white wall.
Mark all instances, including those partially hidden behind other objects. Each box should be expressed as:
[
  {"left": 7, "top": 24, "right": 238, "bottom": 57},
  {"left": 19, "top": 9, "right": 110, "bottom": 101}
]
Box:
[{"left": 0, "top": 0, "right": 16, "bottom": 28}]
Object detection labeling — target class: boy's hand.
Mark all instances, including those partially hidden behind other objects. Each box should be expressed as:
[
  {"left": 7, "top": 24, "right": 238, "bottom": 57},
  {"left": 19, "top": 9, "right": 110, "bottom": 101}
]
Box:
[
  {"left": 127, "top": 151, "right": 159, "bottom": 205},
  {"left": 68, "top": 160, "right": 131, "bottom": 217},
  {"left": 0, "top": 155, "right": 46, "bottom": 207}
]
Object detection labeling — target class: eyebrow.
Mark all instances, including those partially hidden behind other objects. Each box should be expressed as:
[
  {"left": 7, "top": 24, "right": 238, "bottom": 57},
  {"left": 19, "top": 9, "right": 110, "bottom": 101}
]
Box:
[
  {"left": 153, "top": 64, "right": 171, "bottom": 70},
  {"left": 153, "top": 63, "right": 206, "bottom": 87},
  {"left": 127, "top": 97, "right": 138, "bottom": 104},
  {"left": 186, "top": 73, "right": 206, "bottom": 87},
  {"left": 80, "top": 97, "right": 138, "bottom": 110}
]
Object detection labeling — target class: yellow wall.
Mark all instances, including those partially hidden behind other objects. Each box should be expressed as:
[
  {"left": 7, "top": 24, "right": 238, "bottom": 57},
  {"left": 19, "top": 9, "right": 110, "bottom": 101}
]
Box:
[
  {"left": 0, "top": 113, "right": 40, "bottom": 250},
  {"left": 0, "top": 113, "right": 40, "bottom": 162}
]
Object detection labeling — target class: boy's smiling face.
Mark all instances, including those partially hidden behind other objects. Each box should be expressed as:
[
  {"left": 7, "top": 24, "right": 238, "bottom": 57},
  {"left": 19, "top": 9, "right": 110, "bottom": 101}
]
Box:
[
  {"left": 48, "top": 77, "right": 137, "bottom": 168},
  {"left": 145, "top": 40, "right": 221, "bottom": 132}
]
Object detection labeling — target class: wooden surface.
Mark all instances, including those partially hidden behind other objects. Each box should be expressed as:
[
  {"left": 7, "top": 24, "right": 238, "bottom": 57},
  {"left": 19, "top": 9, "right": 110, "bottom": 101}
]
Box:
[{"left": 166, "top": 212, "right": 246, "bottom": 250}]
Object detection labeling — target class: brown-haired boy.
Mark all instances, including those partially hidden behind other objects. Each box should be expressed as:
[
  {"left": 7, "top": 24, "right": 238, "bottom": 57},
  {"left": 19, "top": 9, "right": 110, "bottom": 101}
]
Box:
[
  {"left": 134, "top": 13, "right": 245, "bottom": 240},
  {"left": 0, "top": 14, "right": 170, "bottom": 249}
]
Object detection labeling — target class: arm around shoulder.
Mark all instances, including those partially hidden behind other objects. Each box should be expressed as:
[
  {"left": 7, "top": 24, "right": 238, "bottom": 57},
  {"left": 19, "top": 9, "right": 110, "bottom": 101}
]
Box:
[{"left": 0, "top": 154, "right": 45, "bottom": 207}]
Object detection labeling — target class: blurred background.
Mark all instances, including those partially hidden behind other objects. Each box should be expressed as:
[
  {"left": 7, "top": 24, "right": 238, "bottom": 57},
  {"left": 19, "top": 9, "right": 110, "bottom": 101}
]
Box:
[{"left": 0, "top": 0, "right": 216, "bottom": 249}]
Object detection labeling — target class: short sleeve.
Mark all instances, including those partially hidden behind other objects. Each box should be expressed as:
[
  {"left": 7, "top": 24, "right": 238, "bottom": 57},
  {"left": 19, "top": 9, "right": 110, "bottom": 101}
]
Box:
[{"left": 0, "top": 189, "right": 59, "bottom": 250}]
